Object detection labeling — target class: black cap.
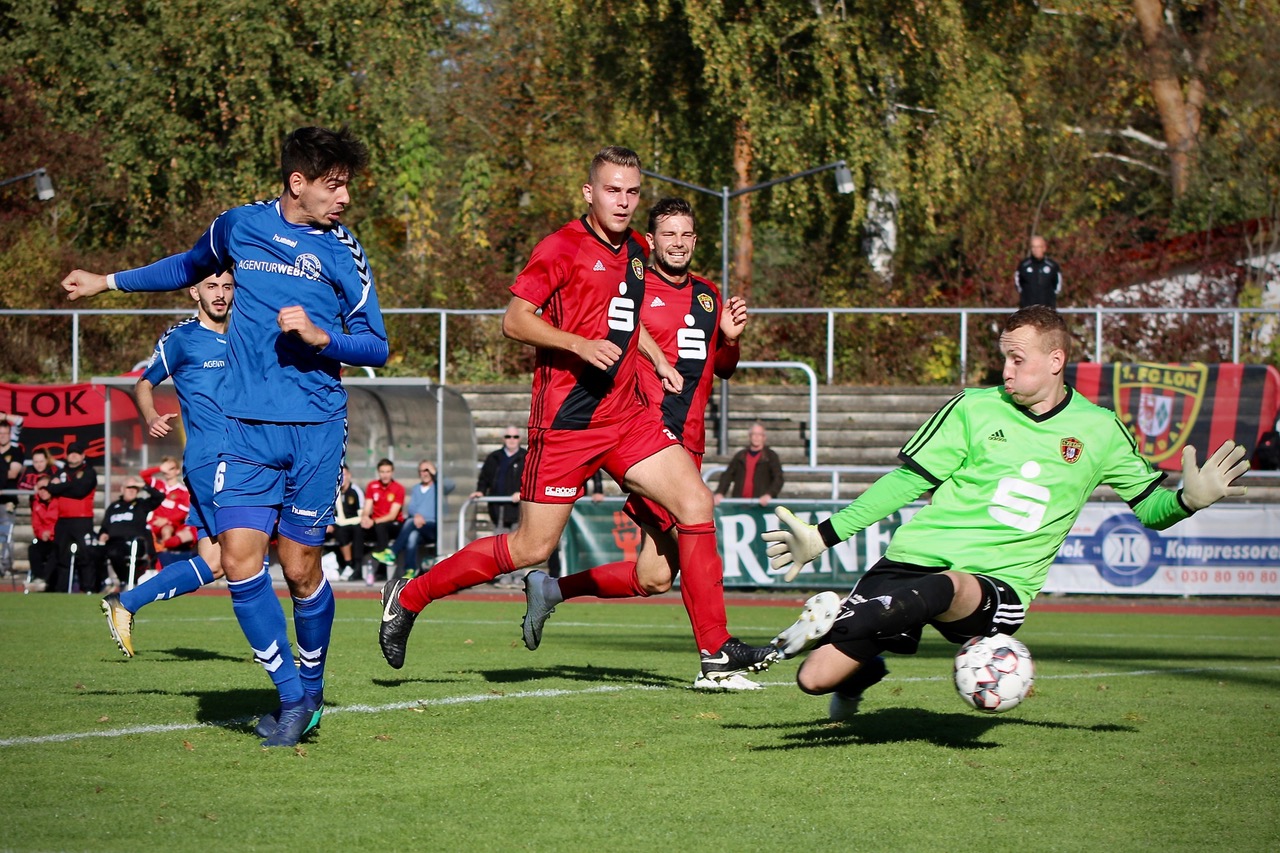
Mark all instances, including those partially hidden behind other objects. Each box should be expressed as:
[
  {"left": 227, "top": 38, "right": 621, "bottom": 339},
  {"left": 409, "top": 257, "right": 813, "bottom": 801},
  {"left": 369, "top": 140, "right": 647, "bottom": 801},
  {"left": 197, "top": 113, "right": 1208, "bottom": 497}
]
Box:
[{"left": 67, "top": 441, "right": 86, "bottom": 455}]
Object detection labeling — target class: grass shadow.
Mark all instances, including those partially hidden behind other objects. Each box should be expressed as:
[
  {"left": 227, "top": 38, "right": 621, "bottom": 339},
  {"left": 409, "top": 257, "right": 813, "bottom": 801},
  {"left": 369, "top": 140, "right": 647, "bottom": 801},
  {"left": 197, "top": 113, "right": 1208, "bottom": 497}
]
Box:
[
  {"left": 476, "top": 664, "right": 687, "bottom": 688},
  {"left": 735, "top": 707, "right": 1137, "bottom": 751}
]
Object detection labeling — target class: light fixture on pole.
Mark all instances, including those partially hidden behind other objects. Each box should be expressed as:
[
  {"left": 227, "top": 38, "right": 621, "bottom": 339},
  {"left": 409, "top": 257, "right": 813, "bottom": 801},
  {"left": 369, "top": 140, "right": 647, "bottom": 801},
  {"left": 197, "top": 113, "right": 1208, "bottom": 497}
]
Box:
[
  {"left": 641, "top": 159, "right": 855, "bottom": 454},
  {"left": 0, "top": 167, "right": 56, "bottom": 201}
]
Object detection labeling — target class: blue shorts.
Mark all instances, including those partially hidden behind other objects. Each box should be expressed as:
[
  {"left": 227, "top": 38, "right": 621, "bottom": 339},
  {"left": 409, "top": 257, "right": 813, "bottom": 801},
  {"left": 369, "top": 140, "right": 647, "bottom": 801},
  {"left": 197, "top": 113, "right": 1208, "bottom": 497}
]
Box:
[
  {"left": 213, "top": 417, "right": 347, "bottom": 546},
  {"left": 184, "top": 461, "right": 220, "bottom": 539}
]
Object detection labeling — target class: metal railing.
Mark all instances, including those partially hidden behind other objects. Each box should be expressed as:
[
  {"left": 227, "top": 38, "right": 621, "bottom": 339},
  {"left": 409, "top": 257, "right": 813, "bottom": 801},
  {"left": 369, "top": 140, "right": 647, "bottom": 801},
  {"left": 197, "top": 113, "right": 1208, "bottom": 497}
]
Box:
[{"left": 4, "top": 304, "right": 1278, "bottom": 384}]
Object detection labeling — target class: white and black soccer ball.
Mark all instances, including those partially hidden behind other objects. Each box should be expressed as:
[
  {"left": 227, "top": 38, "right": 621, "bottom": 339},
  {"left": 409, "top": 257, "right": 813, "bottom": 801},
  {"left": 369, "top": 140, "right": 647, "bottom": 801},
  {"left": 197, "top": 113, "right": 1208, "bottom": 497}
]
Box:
[{"left": 953, "top": 633, "right": 1034, "bottom": 713}]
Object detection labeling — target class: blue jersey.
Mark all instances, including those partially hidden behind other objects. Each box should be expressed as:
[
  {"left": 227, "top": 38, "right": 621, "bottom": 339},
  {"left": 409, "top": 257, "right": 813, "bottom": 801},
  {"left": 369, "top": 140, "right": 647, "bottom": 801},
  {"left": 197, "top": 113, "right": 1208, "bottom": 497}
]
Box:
[
  {"left": 141, "top": 318, "right": 228, "bottom": 473},
  {"left": 114, "top": 199, "right": 388, "bottom": 423}
]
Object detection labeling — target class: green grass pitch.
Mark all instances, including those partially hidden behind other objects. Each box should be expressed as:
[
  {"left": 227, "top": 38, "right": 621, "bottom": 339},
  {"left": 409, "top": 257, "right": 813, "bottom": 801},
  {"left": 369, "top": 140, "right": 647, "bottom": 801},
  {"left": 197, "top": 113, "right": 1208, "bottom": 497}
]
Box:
[{"left": 1, "top": 590, "right": 1277, "bottom": 852}]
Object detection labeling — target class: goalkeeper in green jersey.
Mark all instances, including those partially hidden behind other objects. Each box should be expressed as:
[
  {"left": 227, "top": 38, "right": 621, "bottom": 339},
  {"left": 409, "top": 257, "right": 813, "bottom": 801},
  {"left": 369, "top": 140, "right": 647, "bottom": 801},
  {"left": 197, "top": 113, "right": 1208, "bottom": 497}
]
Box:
[{"left": 763, "top": 306, "right": 1250, "bottom": 720}]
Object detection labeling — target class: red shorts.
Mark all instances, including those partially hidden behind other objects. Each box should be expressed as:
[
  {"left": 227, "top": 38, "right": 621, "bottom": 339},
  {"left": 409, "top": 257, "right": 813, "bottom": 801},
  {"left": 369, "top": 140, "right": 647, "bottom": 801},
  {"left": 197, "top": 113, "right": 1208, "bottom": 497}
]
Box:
[
  {"left": 624, "top": 450, "right": 704, "bottom": 532},
  {"left": 523, "top": 412, "right": 679, "bottom": 505}
]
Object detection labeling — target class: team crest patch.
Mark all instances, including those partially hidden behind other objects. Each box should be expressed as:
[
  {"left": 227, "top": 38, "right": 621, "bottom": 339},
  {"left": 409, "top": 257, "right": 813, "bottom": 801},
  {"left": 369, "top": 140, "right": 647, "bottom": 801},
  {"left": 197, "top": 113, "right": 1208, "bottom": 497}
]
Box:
[
  {"left": 631, "top": 258, "right": 644, "bottom": 281},
  {"left": 697, "top": 293, "right": 714, "bottom": 313},
  {"left": 1113, "top": 362, "right": 1208, "bottom": 463},
  {"left": 1060, "top": 437, "right": 1083, "bottom": 464}
]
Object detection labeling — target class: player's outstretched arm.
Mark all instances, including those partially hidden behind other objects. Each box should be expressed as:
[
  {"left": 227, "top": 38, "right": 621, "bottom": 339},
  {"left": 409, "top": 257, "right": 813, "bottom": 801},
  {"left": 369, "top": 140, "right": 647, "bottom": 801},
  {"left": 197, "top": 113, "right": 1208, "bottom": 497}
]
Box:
[
  {"left": 61, "top": 270, "right": 109, "bottom": 301},
  {"left": 501, "top": 295, "right": 621, "bottom": 369},
  {"left": 1180, "top": 440, "right": 1249, "bottom": 511},
  {"left": 762, "top": 506, "right": 829, "bottom": 582},
  {"left": 134, "top": 378, "right": 177, "bottom": 438}
]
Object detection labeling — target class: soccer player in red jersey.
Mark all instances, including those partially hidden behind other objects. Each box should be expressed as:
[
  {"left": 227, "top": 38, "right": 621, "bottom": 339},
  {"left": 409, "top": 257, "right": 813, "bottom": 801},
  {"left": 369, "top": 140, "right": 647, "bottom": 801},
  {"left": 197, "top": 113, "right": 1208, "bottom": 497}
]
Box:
[
  {"left": 518, "top": 197, "right": 767, "bottom": 688},
  {"left": 379, "top": 150, "right": 777, "bottom": 684}
]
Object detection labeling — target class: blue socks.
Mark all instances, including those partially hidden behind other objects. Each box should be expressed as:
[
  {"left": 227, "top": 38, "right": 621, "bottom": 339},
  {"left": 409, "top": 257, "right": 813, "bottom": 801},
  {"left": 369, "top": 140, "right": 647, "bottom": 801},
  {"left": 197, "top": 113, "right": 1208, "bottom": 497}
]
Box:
[
  {"left": 291, "top": 576, "right": 334, "bottom": 701},
  {"left": 118, "top": 555, "right": 216, "bottom": 613},
  {"left": 228, "top": 568, "right": 304, "bottom": 705}
]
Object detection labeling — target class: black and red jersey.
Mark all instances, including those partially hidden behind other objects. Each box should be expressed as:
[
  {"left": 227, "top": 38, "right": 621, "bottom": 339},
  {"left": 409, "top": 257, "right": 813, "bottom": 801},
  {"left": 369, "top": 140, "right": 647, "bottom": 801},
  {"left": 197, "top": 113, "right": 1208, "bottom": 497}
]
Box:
[
  {"left": 510, "top": 217, "right": 650, "bottom": 430},
  {"left": 637, "top": 270, "right": 739, "bottom": 454}
]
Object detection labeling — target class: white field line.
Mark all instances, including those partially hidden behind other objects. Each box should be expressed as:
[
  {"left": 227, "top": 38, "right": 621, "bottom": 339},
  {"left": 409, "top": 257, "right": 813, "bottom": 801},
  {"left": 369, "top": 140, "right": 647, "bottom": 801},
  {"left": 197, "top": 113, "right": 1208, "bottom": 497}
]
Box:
[
  {"left": 53, "top": 613, "right": 1275, "bottom": 644},
  {"left": 2, "top": 664, "right": 1277, "bottom": 749}
]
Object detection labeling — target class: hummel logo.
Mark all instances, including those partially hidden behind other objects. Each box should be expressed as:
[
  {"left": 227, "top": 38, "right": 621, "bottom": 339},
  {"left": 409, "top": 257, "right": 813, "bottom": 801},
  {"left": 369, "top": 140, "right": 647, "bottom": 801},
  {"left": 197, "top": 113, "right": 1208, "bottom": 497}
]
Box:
[
  {"left": 272, "top": 234, "right": 298, "bottom": 248},
  {"left": 988, "top": 430, "right": 1007, "bottom": 442},
  {"left": 650, "top": 296, "right": 666, "bottom": 308},
  {"left": 593, "top": 260, "right": 606, "bottom": 272}
]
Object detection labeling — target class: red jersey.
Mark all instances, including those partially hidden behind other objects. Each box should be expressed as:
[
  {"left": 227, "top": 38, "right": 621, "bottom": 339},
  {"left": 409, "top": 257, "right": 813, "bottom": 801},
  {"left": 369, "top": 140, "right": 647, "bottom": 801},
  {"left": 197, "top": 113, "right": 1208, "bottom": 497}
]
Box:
[
  {"left": 365, "top": 479, "right": 406, "bottom": 523},
  {"left": 510, "top": 217, "right": 649, "bottom": 430},
  {"left": 637, "top": 270, "right": 739, "bottom": 454},
  {"left": 147, "top": 479, "right": 192, "bottom": 536},
  {"left": 31, "top": 495, "right": 58, "bottom": 540}
]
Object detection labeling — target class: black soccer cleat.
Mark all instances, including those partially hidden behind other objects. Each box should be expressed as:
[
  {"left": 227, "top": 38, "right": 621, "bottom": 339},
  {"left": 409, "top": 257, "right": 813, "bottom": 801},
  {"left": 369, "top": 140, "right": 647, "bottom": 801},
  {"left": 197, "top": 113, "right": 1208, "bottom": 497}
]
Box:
[
  {"left": 378, "top": 577, "right": 418, "bottom": 669},
  {"left": 699, "top": 637, "right": 779, "bottom": 682}
]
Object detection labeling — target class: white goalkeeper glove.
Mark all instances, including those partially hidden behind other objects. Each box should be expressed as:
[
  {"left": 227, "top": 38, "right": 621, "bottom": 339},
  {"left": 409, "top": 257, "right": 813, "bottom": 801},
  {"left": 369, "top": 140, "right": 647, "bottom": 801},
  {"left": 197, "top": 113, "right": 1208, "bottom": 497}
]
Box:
[
  {"left": 1180, "top": 440, "right": 1249, "bottom": 512},
  {"left": 762, "top": 506, "right": 828, "bottom": 582}
]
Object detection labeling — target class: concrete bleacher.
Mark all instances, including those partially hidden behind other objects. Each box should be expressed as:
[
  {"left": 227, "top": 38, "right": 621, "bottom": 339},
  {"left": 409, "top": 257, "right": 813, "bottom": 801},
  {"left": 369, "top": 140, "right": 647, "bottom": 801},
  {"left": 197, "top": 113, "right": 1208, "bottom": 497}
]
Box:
[{"left": 457, "top": 382, "right": 1280, "bottom": 504}]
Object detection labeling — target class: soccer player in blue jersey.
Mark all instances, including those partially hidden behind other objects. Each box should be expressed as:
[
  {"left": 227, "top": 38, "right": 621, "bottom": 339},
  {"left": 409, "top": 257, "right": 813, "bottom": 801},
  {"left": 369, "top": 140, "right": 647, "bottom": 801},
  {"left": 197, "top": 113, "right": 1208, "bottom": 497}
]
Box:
[
  {"left": 101, "top": 271, "right": 234, "bottom": 658},
  {"left": 62, "top": 126, "right": 389, "bottom": 747}
]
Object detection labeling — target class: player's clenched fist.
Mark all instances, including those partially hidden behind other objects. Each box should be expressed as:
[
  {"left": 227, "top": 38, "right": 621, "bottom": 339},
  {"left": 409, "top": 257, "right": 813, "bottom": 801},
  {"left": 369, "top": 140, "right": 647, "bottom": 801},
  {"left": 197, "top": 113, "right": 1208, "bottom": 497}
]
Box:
[
  {"left": 61, "top": 270, "right": 110, "bottom": 301},
  {"left": 277, "top": 305, "right": 331, "bottom": 349}
]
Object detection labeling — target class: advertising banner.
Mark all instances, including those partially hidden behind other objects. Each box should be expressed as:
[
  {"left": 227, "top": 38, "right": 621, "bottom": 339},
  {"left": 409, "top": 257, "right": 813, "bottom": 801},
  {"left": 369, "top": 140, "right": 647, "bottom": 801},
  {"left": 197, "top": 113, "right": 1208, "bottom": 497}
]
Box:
[{"left": 560, "top": 499, "right": 1280, "bottom": 597}]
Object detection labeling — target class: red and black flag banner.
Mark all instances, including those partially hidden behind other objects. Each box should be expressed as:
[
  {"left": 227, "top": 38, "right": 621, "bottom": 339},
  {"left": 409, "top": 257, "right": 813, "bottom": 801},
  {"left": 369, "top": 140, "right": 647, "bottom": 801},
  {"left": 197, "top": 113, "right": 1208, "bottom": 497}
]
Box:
[
  {"left": 0, "top": 382, "right": 141, "bottom": 465},
  {"left": 1066, "top": 363, "right": 1280, "bottom": 472}
]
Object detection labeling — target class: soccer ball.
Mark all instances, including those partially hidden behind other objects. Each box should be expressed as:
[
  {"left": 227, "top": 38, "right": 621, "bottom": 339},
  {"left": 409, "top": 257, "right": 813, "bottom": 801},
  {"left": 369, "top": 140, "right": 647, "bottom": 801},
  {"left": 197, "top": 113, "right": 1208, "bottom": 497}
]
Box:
[{"left": 953, "top": 633, "right": 1034, "bottom": 713}]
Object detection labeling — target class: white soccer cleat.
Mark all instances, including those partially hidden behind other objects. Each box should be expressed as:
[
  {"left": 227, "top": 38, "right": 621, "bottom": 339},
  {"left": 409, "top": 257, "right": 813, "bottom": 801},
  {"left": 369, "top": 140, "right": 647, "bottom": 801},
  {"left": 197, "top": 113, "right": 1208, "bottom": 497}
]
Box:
[
  {"left": 692, "top": 672, "right": 764, "bottom": 691},
  {"left": 771, "top": 591, "right": 841, "bottom": 659}
]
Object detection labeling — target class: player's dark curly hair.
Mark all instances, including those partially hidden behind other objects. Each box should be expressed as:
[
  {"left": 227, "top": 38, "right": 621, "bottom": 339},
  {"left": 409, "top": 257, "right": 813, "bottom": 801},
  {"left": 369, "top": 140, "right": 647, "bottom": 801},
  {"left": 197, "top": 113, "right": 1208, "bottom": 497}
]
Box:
[
  {"left": 647, "top": 197, "right": 696, "bottom": 235},
  {"left": 280, "top": 126, "right": 369, "bottom": 186},
  {"left": 588, "top": 146, "right": 642, "bottom": 183},
  {"left": 1003, "top": 305, "right": 1071, "bottom": 359}
]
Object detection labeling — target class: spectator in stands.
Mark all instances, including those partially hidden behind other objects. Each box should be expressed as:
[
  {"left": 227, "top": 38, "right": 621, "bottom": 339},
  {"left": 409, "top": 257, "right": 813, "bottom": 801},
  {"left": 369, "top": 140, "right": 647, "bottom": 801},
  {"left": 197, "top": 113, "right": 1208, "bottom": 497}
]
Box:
[
  {"left": 18, "top": 448, "right": 58, "bottom": 493},
  {"left": 355, "top": 458, "right": 404, "bottom": 585},
  {"left": 0, "top": 413, "right": 25, "bottom": 522},
  {"left": 1014, "top": 235, "right": 1063, "bottom": 310},
  {"left": 382, "top": 460, "right": 455, "bottom": 579},
  {"left": 45, "top": 441, "right": 98, "bottom": 593},
  {"left": 141, "top": 456, "right": 195, "bottom": 557},
  {"left": 714, "top": 421, "right": 784, "bottom": 507},
  {"left": 328, "top": 464, "right": 364, "bottom": 581},
  {"left": 472, "top": 425, "right": 526, "bottom": 534},
  {"left": 27, "top": 474, "right": 58, "bottom": 592},
  {"left": 96, "top": 476, "right": 164, "bottom": 590}
]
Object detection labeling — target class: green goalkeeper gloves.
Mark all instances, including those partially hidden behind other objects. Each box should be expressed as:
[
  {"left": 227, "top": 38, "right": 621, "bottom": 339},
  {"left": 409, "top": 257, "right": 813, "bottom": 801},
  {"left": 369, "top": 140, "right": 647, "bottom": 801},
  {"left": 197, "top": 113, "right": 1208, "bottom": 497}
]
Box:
[
  {"left": 762, "top": 506, "right": 828, "bottom": 582},
  {"left": 1179, "top": 440, "right": 1249, "bottom": 512}
]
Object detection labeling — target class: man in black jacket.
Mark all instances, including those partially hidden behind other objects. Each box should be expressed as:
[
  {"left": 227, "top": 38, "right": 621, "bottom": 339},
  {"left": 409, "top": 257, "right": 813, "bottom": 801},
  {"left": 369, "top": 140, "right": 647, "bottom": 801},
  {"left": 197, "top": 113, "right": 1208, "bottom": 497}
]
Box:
[
  {"left": 1014, "top": 235, "right": 1063, "bottom": 309},
  {"left": 471, "top": 425, "right": 526, "bottom": 533},
  {"left": 45, "top": 441, "right": 98, "bottom": 593},
  {"left": 95, "top": 476, "right": 164, "bottom": 590}
]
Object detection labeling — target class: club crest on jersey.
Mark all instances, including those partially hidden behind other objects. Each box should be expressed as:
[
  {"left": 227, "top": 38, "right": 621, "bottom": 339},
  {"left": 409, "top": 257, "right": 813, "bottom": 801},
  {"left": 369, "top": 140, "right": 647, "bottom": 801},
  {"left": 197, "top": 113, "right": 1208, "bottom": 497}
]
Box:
[
  {"left": 697, "top": 293, "right": 714, "bottom": 313},
  {"left": 631, "top": 257, "right": 644, "bottom": 281},
  {"left": 295, "top": 253, "right": 323, "bottom": 280},
  {"left": 1113, "top": 362, "right": 1207, "bottom": 463},
  {"left": 1060, "top": 437, "right": 1083, "bottom": 464}
]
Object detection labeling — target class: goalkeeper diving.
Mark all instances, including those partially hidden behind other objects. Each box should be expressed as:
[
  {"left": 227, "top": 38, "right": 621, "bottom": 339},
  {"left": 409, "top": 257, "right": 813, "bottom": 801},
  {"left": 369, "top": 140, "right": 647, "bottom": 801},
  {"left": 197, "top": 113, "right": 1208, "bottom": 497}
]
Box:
[{"left": 763, "top": 306, "right": 1250, "bottom": 720}]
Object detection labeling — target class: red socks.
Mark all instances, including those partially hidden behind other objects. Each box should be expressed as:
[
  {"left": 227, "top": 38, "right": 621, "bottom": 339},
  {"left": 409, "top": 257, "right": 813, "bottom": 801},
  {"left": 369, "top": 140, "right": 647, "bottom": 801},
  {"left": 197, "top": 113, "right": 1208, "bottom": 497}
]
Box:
[
  {"left": 674, "top": 522, "right": 730, "bottom": 653},
  {"left": 399, "top": 534, "right": 514, "bottom": 613},
  {"left": 558, "top": 561, "right": 648, "bottom": 600}
]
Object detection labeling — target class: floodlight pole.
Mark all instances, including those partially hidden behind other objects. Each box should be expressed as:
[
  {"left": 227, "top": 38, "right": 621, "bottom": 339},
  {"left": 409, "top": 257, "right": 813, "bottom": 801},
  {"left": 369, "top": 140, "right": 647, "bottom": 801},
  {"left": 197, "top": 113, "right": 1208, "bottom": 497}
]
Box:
[
  {"left": 0, "top": 167, "right": 55, "bottom": 201},
  {"left": 641, "top": 160, "right": 853, "bottom": 454}
]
